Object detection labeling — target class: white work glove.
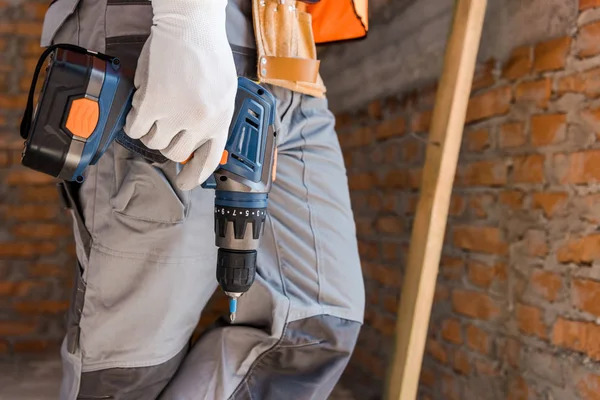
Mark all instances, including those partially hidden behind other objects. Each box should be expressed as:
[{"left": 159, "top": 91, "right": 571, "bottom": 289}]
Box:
[{"left": 124, "top": 0, "right": 237, "bottom": 191}]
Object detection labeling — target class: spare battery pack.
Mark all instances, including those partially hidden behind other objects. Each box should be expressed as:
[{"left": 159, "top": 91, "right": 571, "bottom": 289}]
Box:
[{"left": 20, "top": 44, "right": 151, "bottom": 182}]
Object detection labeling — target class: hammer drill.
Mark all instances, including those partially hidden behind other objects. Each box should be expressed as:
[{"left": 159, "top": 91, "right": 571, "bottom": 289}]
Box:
[{"left": 19, "top": 44, "right": 277, "bottom": 320}]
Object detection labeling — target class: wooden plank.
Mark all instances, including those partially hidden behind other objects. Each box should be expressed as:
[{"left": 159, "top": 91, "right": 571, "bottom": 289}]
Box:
[{"left": 384, "top": 0, "right": 488, "bottom": 399}]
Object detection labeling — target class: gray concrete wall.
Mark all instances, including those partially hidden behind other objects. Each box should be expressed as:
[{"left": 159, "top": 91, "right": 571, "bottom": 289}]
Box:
[{"left": 320, "top": 0, "right": 578, "bottom": 113}]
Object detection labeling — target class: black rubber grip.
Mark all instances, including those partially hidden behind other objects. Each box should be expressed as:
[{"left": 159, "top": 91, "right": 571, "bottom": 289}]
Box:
[{"left": 216, "top": 249, "right": 257, "bottom": 293}]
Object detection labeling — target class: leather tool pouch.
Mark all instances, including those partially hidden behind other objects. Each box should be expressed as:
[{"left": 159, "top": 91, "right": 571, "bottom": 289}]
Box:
[{"left": 252, "top": 0, "right": 326, "bottom": 98}]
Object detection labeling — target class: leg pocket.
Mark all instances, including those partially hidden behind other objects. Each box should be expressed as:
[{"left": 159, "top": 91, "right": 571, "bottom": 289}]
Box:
[
  {"left": 110, "top": 145, "right": 189, "bottom": 224},
  {"left": 41, "top": 0, "right": 81, "bottom": 46}
]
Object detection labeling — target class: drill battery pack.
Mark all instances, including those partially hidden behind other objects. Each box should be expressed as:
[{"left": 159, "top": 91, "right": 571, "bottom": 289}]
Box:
[{"left": 19, "top": 44, "right": 164, "bottom": 182}]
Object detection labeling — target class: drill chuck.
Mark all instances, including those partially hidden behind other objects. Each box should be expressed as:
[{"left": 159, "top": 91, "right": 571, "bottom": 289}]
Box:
[{"left": 216, "top": 248, "right": 257, "bottom": 293}]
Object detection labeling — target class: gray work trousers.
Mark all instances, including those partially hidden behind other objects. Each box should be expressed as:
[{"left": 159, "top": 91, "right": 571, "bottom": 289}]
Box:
[{"left": 42, "top": 1, "right": 365, "bottom": 399}]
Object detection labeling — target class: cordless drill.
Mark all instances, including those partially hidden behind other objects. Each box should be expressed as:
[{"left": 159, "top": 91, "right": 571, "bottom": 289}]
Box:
[
  {"left": 19, "top": 44, "right": 278, "bottom": 320},
  {"left": 204, "top": 78, "right": 277, "bottom": 321}
]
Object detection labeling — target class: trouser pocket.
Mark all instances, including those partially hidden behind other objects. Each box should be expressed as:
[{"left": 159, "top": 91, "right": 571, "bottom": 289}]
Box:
[{"left": 41, "top": 0, "right": 81, "bottom": 46}]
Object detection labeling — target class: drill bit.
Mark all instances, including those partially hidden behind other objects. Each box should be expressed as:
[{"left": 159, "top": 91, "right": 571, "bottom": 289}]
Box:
[
  {"left": 229, "top": 297, "right": 237, "bottom": 322},
  {"left": 226, "top": 292, "right": 242, "bottom": 323}
]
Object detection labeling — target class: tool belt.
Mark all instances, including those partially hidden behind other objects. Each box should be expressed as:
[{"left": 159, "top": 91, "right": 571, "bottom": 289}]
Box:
[{"left": 252, "top": 0, "right": 326, "bottom": 98}]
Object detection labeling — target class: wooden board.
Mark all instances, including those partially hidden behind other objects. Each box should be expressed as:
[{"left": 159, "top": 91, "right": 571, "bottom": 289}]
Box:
[{"left": 384, "top": 0, "right": 488, "bottom": 399}]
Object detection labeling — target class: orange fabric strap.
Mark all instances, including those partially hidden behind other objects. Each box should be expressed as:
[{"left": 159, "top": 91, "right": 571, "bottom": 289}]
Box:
[{"left": 258, "top": 56, "right": 320, "bottom": 84}]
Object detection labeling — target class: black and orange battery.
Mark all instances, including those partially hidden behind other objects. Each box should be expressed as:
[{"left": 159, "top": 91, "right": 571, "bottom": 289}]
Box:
[{"left": 20, "top": 44, "right": 139, "bottom": 183}]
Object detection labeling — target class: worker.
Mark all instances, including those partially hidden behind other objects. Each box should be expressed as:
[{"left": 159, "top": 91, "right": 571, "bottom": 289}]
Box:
[{"left": 41, "top": 0, "right": 366, "bottom": 398}]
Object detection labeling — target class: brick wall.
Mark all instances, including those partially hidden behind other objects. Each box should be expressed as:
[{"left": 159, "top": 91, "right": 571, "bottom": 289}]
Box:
[
  {"left": 0, "top": 1, "right": 77, "bottom": 357},
  {"left": 337, "top": 3, "right": 600, "bottom": 399}
]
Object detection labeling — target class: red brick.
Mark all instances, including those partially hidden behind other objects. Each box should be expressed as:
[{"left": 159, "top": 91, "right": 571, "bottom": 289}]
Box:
[
  {"left": 534, "top": 36, "right": 571, "bottom": 72},
  {"left": 499, "top": 122, "right": 526, "bottom": 149},
  {"left": 407, "top": 168, "right": 422, "bottom": 189},
  {"left": 5, "top": 169, "right": 56, "bottom": 185},
  {"left": 381, "top": 169, "right": 408, "bottom": 189},
  {"left": 475, "top": 359, "right": 500, "bottom": 376},
  {"left": 14, "top": 340, "right": 52, "bottom": 354},
  {"left": 340, "top": 127, "right": 370, "bottom": 149},
  {"left": 0, "top": 242, "right": 57, "bottom": 258},
  {"left": 552, "top": 318, "right": 600, "bottom": 359},
  {"left": 12, "top": 223, "right": 71, "bottom": 239},
  {"left": 581, "top": 0, "right": 600, "bottom": 9},
  {"left": 334, "top": 113, "right": 352, "bottom": 131},
  {"left": 507, "top": 376, "right": 530, "bottom": 400},
  {"left": 525, "top": 229, "right": 548, "bottom": 257},
  {"left": 0, "top": 151, "right": 8, "bottom": 167},
  {"left": 441, "top": 372, "right": 461, "bottom": 400},
  {"left": 580, "top": 107, "right": 600, "bottom": 141},
  {"left": 449, "top": 195, "right": 465, "bottom": 216},
  {"left": 0, "top": 281, "right": 44, "bottom": 297},
  {"left": 556, "top": 150, "right": 600, "bottom": 184},
  {"left": 358, "top": 241, "right": 378, "bottom": 260},
  {"left": 499, "top": 190, "right": 524, "bottom": 209},
  {"left": 418, "top": 84, "right": 438, "bottom": 108},
  {"left": 0, "top": 94, "right": 28, "bottom": 109},
  {"left": 22, "top": 39, "right": 43, "bottom": 56},
  {"left": 368, "top": 100, "right": 383, "bottom": 119},
  {"left": 460, "top": 160, "right": 507, "bottom": 186},
  {"left": 375, "top": 216, "right": 403, "bottom": 235},
  {"left": 453, "top": 225, "right": 508, "bottom": 255},
  {"left": 558, "top": 67, "right": 600, "bottom": 97},
  {"left": 381, "top": 241, "right": 401, "bottom": 262},
  {"left": 503, "top": 46, "right": 532, "bottom": 80},
  {"left": 469, "top": 193, "right": 495, "bottom": 218},
  {"left": 29, "top": 264, "right": 68, "bottom": 278},
  {"left": 2, "top": 205, "right": 58, "bottom": 220},
  {"left": 578, "top": 374, "right": 600, "bottom": 400},
  {"left": 531, "top": 114, "right": 566, "bottom": 146},
  {"left": 452, "top": 290, "right": 501, "bottom": 320},
  {"left": 411, "top": 110, "right": 432, "bottom": 133},
  {"left": 579, "top": 21, "right": 600, "bottom": 58},
  {"left": 0, "top": 340, "right": 7, "bottom": 353},
  {"left": 17, "top": 186, "right": 60, "bottom": 202},
  {"left": 22, "top": 3, "right": 48, "bottom": 20},
  {"left": 466, "top": 128, "right": 490, "bottom": 152},
  {"left": 531, "top": 192, "right": 568, "bottom": 218},
  {"left": 467, "top": 260, "right": 499, "bottom": 289},
  {"left": 516, "top": 304, "right": 547, "bottom": 339},
  {"left": 426, "top": 338, "right": 448, "bottom": 364},
  {"left": 453, "top": 349, "right": 471, "bottom": 375},
  {"left": 372, "top": 313, "right": 396, "bottom": 336},
  {"left": 472, "top": 59, "right": 496, "bottom": 91},
  {"left": 466, "top": 324, "right": 490, "bottom": 355},
  {"left": 355, "top": 218, "right": 374, "bottom": 236},
  {"left": 401, "top": 139, "right": 422, "bottom": 165},
  {"left": 572, "top": 278, "right": 600, "bottom": 316},
  {"left": 557, "top": 234, "right": 600, "bottom": 263},
  {"left": 440, "top": 256, "right": 463, "bottom": 281},
  {"left": 0, "top": 321, "right": 37, "bottom": 336},
  {"left": 367, "top": 194, "right": 381, "bottom": 210},
  {"left": 435, "top": 285, "right": 450, "bottom": 302},
  {"left": 530, "top": 270, "right": 562, "bottom": 302},
  {"left": 512, "top": 154, "right": 545, "bottom": 183},
  {"left": 420, "top": 368, "right": 435, "bottom": 388},
  {"left": 383, "top": 293, "right": 398, "bottom": 314},
  {"left": 515, "top": 78, "right": 552, "bottom": 109},
  {"left": 349, "top": 172, "right": 374, "bottom": 191},
  {"left": 14, "top": 300, "right": 69, "bottom": 315},
  {"left": 376, "top": 117, "right": 406, "bottom": 140},
  {"left": 441, "top": 318, "right": 463, "bottom": 344},
  {"left": 0, "top": 22, "right": 43, "bottom": 36},
  {"left": 503, "top": 337, "right": 521, "bottom": 368},
  {"left": 0, "top": 133, "right": 25, "bottom": 150},
  {"left": 466, "top": 86, "right": 512, "bottom": 123}
]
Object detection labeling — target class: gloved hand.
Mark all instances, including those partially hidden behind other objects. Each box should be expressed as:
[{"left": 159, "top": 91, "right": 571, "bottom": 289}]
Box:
[{"left": 124, "top": 0, "right": 237, "bottom": 191}]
